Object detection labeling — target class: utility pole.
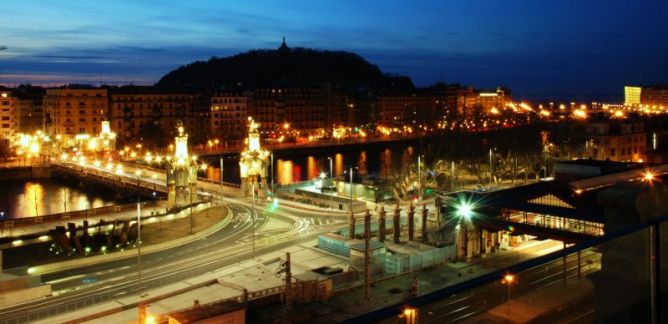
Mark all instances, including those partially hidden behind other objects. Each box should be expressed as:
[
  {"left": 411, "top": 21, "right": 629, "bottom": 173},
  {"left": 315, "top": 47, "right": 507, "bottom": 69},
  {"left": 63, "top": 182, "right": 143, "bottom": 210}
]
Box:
[
  {"left": 364, "top": 209, "right": 371, "bottom": 301},
  {"left": 349, "top": 167, "right": 355, "bottom": 239},
  {"left": 252, "top": 181, "right": 256, "bottom": 253},
  {"left": 270, "top": 153, "right": 274, "bottom": 195},
  {"left": 189, "top": 186, "right": 193, "bottom": 234},
  {"left": 329, "top": 156, "right": 333, "bottom": 212},
  {"left": 489, "top": 148, "right": 493, "bottom": 186},
  {"left": 137, "top": 200, "right": 142, "bottom": 294},
  {"left": 220, "top": 155, "right": 225, "bottom": 197},
  {"left": 417, "top": 155, "right": 421, "bottom": 201}
]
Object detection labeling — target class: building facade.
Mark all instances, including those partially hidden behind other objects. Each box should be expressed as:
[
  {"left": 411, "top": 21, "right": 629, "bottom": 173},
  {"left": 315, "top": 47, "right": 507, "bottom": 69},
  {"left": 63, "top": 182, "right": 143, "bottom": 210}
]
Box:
[
  {"left": 210, "top": 93, "right": 248, "bottom": 140},
  {"left": 641, "top": 86, "right": 668, "bottom": 107},
  {"left": 15, "top": 92, "right": 44, "bottom": 133},
  {"left": 250, "top": 88, "right": 327, "bottom": 133},
  {"left": 624, "top": 86, "right": 642, "bottom": 105},
  {"left": 44, "top": 88, "right": 108, "bottom": 138},
  {"left": 109, "top": 87, "right": 194, "bottom": 143},
  {"left": 585, "top": 121, "right": 646, "bottom": 162},
  {"left": 0, "top": 90, "right": 16, "bottom": 143}
]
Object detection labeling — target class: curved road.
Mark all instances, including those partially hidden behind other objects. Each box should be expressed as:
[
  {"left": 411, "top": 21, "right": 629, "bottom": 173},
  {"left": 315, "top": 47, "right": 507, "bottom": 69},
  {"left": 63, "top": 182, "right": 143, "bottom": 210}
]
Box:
[{"left": 0, "top": 163, "right": 346, "bottom": 323}]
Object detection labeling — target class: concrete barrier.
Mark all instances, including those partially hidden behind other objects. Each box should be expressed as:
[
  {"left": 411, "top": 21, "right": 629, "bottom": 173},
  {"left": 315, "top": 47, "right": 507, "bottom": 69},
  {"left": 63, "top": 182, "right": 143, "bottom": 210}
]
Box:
[
  {"left": 0, "top": 284, "right": 51, "bottom": 308},
  {"left": 29, "top": 204, "right": 231, "bottom": 276}
]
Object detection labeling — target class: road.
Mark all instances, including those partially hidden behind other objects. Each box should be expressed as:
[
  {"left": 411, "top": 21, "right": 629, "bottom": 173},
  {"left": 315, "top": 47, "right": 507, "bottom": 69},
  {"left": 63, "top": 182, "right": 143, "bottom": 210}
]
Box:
[{"left": 0, "top": 163, "right": 346, "bottom": 323}]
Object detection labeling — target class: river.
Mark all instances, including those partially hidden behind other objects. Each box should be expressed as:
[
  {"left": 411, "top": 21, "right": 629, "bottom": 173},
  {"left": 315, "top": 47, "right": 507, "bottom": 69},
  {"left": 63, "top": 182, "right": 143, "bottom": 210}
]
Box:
[{"left": 0, "top": 178, "right": 118, "bottom": 219}]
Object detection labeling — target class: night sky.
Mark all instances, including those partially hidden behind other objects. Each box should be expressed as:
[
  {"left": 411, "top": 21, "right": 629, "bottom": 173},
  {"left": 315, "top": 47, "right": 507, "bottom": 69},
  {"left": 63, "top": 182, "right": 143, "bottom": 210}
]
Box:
[{"left": 1, "top": 0, "right": 666, "bottom": 101}]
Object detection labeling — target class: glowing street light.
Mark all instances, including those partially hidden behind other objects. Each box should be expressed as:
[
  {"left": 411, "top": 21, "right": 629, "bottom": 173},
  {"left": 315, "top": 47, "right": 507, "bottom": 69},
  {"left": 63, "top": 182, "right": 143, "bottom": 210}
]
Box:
[
  {"left": 644, "top": 171, "right": 655, "bottom": 182},
  {"left": 402, "top": 307, "right": 417, "bottom": 324},
  {"left": 501, "top": 273, "right": 516, "bottom": 318},
  {"left": 455, "top": 201, "right": 474, "bottom": 220}
]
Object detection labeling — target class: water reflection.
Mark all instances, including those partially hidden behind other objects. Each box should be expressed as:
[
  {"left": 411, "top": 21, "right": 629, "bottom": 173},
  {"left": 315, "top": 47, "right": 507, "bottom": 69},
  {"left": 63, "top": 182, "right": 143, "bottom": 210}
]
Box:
[
  {"left": 272, "top": 146, "right": 414, "bottom": 184},
  {"left": 204, "top": 145, "right": 417, "bottom": 186},
  {"left": 0, "top": 179, "right": 116, "bottom": 219}
]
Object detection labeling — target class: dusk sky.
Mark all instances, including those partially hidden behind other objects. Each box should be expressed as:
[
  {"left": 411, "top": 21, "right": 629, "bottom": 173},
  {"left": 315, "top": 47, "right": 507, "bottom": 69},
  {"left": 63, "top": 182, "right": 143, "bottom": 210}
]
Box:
[{"left": 1, "top": 0, "right": 667, "bottom": 101}]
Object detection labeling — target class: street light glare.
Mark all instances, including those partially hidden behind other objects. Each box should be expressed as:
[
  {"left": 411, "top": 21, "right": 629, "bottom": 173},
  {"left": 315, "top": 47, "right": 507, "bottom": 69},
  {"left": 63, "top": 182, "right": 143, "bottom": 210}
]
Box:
[
  {"left": 503, "top": 274, "right": 515, "bottom": 284},
  {"left": 643, "top": 171, "right": 655, "bottom": 182},
  {"left": 456, "top": 202, "right": 474, "bottom": 219}
]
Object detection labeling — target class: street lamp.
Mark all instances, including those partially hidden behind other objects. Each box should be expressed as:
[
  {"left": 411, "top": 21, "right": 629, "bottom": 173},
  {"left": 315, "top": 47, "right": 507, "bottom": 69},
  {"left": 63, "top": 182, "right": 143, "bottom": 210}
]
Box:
[
  {"left": 402, "top": 307, "right": 417, "bottom": 324},
  {"left": 644, "top": 171, "right": 655, "bottom": 182},
  {"left": 251, "top": 181, "right": 256, "bottom": 254},
  {"left": 136, "top": 200, "right": 143, "bottom": 294},
  {"left": 455, "top": 201, "right": 474, "bottom": 220},
  {"left": 489, "top": 148, "right": 493, "bottom": 186},
  {"left": 501, "top": 273, "right": 516, "bottom": 319}
]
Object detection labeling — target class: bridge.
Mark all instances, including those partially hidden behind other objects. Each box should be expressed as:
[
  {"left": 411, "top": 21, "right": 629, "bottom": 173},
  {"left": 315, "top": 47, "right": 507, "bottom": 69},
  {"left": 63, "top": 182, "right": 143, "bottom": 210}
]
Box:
[{"left": 191, "top": 133, "right": 426, "bottom": 156}]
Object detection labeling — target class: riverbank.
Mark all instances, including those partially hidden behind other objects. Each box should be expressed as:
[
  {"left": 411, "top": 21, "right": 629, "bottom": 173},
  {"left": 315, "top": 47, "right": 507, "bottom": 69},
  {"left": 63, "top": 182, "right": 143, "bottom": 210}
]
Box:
[{"left": 0, "top": 165, "right": 51, "bottom": 181}]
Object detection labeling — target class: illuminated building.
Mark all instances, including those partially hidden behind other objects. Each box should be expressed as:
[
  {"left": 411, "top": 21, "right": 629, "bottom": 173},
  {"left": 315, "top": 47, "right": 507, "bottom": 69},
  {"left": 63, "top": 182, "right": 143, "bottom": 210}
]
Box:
[
  {"left": 109, "top": 87, "right": 195, "bottom": 142},
  {"left": 624, "top": 86, "right": 642, "bottom": 105},
  {"left": 585, "top": 121, "right": 646, "bottom": 162},
  {"left": 239, "top": 117, "right": 269, "bottom": 197},
  {"left": 210, "top": 93, "right": 248, "bottom": 140},
  {"left": 250, "top": 88, "right": 327, "bottom": 132},
  {"left": 477, "top": 87, "right": 511, "bottom": 112},
  {"left": 641, "top": 85, "right": 668, "bottom": 106},
  {"left": 44, "top": 88, "right": 109, "bottom": 139},
  {"left": 15, "top": 88, "right": 45, "bottom": 133},
  {"left": 376, "top": 95, "right": 415, "bottom": 126},
  {"left": 0, "top": 90, "right": 16, "bottom": 143}
]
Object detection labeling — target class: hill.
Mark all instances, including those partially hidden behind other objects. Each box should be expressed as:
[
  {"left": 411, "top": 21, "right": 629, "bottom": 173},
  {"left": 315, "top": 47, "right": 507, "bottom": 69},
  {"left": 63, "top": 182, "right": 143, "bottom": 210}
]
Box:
[{"left": 156, "top": 41, "right": 412, "bottom": 91}]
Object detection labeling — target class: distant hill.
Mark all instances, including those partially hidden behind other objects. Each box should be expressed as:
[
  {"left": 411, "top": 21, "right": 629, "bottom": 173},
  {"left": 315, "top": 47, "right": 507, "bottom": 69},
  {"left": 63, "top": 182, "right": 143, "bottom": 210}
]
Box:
[{"left": 156, "top": 41, "right": 413, "bottom": 92}]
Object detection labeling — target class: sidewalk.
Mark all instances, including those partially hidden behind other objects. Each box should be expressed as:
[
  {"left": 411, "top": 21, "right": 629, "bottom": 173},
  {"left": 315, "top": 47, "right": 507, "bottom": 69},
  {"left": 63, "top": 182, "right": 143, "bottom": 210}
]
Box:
[{"left": 468, "top": 279, "right": 594, "bottom": 323}]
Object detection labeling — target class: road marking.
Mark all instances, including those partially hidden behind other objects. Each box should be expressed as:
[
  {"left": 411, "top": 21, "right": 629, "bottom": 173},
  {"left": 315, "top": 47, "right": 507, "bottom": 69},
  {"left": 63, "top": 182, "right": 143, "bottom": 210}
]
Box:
[{"left": 45, "top": 274, "right": 86, "bottom": 285}]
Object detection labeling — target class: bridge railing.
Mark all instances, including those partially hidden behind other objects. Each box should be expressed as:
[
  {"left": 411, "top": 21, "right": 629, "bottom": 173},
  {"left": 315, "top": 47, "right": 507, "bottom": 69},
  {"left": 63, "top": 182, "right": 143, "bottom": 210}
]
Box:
[
  {"left": 53, "top": 163, "right": 168, "bottom": 193},
  {"left": 0, "top": 202, "right": 153, "bottom": 229}
]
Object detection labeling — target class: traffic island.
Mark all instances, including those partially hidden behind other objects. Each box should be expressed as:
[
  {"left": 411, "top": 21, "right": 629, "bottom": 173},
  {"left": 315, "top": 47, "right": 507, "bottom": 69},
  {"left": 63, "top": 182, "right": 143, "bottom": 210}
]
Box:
[{"left": 22, "top": 203, "right": 230, "bottom": 276}]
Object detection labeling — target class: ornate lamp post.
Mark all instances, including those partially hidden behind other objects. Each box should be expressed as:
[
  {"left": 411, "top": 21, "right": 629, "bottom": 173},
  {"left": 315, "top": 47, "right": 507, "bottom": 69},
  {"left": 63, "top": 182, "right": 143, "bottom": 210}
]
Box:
[
  {"left": 239, "top": 117, "right": 269, "bottom": 198},
  {"left": 165, "top": 124, "right": 198, "bottom": 215}
]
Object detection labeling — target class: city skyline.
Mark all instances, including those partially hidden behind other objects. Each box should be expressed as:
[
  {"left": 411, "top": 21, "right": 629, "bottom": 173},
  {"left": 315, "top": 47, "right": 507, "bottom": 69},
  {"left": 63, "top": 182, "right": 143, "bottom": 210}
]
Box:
[{"left": 1, "top": 0, "right": 667, "bottom": 101}]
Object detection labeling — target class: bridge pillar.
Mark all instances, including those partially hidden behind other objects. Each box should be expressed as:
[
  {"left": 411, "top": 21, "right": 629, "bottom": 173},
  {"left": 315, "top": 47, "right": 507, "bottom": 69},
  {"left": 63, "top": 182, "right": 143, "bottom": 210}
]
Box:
[
  {"left": 393, "top": 204, "right": 401, "bottom": 243},
  {"left": 378, "top": 206, "right": 386, "bottom": 242},
  {"left": 422, "top": 204, "right": 429, "bottom": 242}
]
